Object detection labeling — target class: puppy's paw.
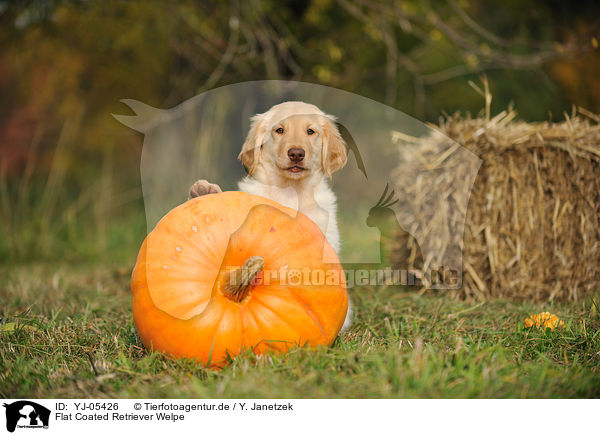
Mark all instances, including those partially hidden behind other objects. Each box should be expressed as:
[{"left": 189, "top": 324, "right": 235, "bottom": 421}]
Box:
[{"left": 188, "top": 179, "right": 222, "bottom": 199}]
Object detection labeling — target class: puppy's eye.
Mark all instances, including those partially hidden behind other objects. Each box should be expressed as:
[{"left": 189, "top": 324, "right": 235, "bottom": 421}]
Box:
[
  {"left": 307, "top": 128, "right": 315, "bottom": 135},
  {"left": 275, "top": 127, "right": 284, "bottom": 134}
]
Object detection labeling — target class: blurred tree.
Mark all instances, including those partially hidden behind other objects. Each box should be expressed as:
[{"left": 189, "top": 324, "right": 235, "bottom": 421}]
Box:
[{"left": 0, "top": 0, "right": 597, "bottom": 178}]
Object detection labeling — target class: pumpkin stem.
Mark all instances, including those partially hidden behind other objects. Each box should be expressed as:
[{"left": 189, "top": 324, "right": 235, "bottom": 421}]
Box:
[{"left": 222, "top": 256, "right": 264, "bottom": 302}]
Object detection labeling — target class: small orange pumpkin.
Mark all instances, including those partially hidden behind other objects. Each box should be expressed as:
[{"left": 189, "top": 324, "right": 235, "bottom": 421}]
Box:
[{"left": 131, "top": 191, "right": 347, "bottom": 367}]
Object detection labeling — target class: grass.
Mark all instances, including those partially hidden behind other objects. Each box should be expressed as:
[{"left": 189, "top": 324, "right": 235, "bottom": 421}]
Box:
[
  {"left": 2, "top": 262, "right": 599, "bottom": 398},
  {"left": 1, "top": 164, "right": 599, "bottom": 398}
]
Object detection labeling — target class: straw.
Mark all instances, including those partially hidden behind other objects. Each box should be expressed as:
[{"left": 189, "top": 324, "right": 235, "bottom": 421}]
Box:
[{"left": 390, "top": 107, "right": 600, "bottom": 301}]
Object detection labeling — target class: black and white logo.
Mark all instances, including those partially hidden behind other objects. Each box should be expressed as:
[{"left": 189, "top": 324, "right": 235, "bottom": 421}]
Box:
[{"left": 3, "top": 401, "right": 50, "bottom": 433}]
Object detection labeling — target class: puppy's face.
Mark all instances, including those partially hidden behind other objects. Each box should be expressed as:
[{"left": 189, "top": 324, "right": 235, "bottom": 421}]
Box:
[
  {"left": 239, "top": 102, "right": 348, "bottom": 183},
  {"left": 264, "top": 114, "right": 323, "bottom": 181}
]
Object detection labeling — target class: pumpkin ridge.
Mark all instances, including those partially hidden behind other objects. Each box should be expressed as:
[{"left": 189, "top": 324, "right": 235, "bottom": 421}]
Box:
[
  {"left": 239, "top": 304, "right": 261, "bottom": 348},
  {"left": 250, "top": 290, "right": 324, "bottom": 340},
  {"left": 248, "top": 296, "right": 300, "bottom": 334},
  {"left": 204, "top": 303, "right": 228, "bottom": 366},
  {"left": 285, "top": 287, "right": 327, "bottom": 337}
]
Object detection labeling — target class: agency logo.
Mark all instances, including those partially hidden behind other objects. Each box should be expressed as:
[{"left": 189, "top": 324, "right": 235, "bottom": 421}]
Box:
[
  {"left": 2, "top": 401, "right": 50, "bottom": 433},
  {"left": 114, "top": 80, "right": 481, "bottom": 290}
]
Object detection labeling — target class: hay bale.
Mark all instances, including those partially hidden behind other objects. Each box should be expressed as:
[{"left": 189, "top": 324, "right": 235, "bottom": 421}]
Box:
[{"left": 391, "top": 108, "right": 600, "bottom": 301}]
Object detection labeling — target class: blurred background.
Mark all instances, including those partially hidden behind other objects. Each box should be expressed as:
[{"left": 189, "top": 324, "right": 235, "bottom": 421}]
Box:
[{"left": 1, "top": 0, "right": 598, "bottom": 265}]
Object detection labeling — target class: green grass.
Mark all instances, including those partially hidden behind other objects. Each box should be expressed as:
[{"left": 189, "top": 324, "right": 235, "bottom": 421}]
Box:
[{"left": 2, "top": 263, "right": 599, "bottom": 398}]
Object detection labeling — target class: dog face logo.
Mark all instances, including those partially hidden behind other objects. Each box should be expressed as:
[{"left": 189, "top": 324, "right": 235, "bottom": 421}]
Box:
[
  {"left": 114, "top": 80, "right": 480, "bottom": 288},
  {"left": 3, "top": 401, "right": 50, "bottom": 432}
]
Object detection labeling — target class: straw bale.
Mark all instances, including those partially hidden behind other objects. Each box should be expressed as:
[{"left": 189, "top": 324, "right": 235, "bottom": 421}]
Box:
[{"left": 391, "top": 109, "right": 600, "bottom": 301}]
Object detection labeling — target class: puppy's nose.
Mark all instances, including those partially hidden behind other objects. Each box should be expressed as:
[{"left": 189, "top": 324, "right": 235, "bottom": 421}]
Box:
[{"left": 288, "top": 147, "right": 305, "bottom": 163}]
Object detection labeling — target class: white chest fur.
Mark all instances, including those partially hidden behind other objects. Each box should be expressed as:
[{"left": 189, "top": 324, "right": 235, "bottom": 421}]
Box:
[{"left": 238, "top": 177, "right": 341, "bottom": 253}]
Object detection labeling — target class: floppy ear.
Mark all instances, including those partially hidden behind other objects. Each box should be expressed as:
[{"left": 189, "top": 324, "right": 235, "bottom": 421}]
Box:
[
  {"left": 322, "top": 115, "right": 348, "bottom": 178},
  {"left": 238, "top": 113, "right": 267, "bottom": 175}
]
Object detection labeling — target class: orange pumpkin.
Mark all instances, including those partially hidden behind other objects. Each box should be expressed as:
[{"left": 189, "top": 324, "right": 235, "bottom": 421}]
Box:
[{"left": 131, "top": 191, "right": 347, "bottom": 367}]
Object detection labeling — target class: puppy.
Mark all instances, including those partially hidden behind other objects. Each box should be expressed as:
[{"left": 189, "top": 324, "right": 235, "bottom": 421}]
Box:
[{"left": 189, "top": 101, "right": 351, "bottom": 329}]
